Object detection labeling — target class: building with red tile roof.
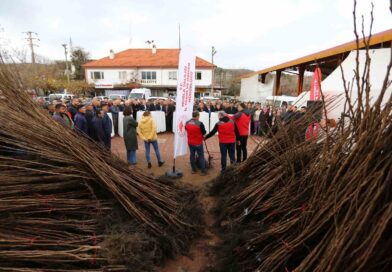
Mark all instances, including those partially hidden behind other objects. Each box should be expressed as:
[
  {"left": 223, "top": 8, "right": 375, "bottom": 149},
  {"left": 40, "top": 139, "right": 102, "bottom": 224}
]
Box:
[{"left": 82, "top": 48, "right": 216, "bottom": 97}]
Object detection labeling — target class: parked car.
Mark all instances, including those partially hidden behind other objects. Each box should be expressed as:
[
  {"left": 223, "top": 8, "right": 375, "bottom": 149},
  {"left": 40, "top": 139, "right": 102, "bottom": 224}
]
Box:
[
  {"left": 49, "top": 93, "right": 75, "bottom": 102},
  {"left": 108, "top": 94, "right": 127, "bottom": 100},
  {"left": 147, "top": 97, "right": 168, "bottom": 102},
  {"left": 95, "top": 96, "right": 108, "bottom": 100},
  {"left": 200, "top": 96, "right": 219, "bottom": 101},
  {"left": 265, "top": 95, "right": 297, "bottom": 108}
]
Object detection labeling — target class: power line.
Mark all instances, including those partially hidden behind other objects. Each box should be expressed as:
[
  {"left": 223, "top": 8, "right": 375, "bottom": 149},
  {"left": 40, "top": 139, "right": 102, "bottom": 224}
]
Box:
[{"left": 22, "top": 31, "right": 39, "bottom": 64}]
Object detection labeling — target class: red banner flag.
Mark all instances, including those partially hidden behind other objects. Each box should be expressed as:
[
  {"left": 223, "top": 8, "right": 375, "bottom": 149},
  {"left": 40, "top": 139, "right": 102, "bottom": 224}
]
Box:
[{"left": 306, "top": 67, "right": 322, "bottom": 140}]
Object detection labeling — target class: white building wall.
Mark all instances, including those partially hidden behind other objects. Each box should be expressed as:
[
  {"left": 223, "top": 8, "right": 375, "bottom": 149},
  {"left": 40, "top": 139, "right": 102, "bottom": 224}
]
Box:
[
  {"left": 85, "top": 68, "right": 212, "bottom": 87},
  {"left": 239, "top": 73, "right": 275, "bottom": 102}
]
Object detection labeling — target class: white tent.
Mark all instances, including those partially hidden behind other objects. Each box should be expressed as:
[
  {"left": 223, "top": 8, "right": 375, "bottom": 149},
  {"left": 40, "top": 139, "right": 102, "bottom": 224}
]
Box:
[{"left": 295, "top": 48, "right": 391, "bottom": 120}]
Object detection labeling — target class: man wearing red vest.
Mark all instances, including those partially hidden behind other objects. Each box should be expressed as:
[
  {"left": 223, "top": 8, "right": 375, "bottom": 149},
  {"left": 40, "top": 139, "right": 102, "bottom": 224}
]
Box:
[
  {"left": 233, "top": 103, "right": 251, "bottom": 163},
  {"left": 185, "top": 111, "right": 207, "bottom": 175},
  {"left": 205, "top": 111, "right": 239, "bottom": 172}
]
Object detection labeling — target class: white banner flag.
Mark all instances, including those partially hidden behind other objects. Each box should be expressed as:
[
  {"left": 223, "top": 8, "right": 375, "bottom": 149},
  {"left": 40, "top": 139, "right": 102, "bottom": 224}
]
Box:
[{"left": 174, "top": 46, "right": 196, "bottom": 158}]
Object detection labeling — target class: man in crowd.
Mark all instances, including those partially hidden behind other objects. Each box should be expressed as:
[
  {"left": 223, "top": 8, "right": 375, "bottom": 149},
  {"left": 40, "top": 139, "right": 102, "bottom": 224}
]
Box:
[
  {"left": 110, "top": 100, "right": 121, "bottom": 136},
  {"left": 85, "top": 103, "right": 95, "bottom": 139},
  {"left": 52, "top": 104, "right": 74, "bottom": 129},
  {"left": 139, "top": 99, "right": 147, "bottom": 111},
  {"left": 232, "top": 103, "right": 251, "bottom": 163},
  {"left": 67, "top": 98, "right": 80, "bottom": 120},
  {"left": 154, "top": 99, "right": 163, "bottom": 111},
  {"left": 101, "top": 103, "right": 113, "bottom": 150},
  {"left": 92, "top": 110, "right": 106, "bottom": 146},
  {"left": 197, "top": 101, "right": 206, "bottom": 112},
  {"left": 205, "top": 111, "right": 239, "bottom": 172},
  {"left": 74, "top": 105, "right": 88, "bottom": 136},
  {"left": 91, "top": 97, "right": 101, "bottom": 112},
  {"left": 47, "top": 103, "right": 55, "bottom": 116},
  {"left": 185, "top": 111, "right": 207, "bottom": 175},
  {"left": 204, "top": 101, "right": 215, "bottom": 115},
  {"left": 163, "top": 99, "right": 175, "bottom": 132}
]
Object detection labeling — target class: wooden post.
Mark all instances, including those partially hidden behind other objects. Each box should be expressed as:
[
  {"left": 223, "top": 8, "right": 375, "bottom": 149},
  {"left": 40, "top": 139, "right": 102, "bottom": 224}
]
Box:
[
  {"left": 274, "top": 70, "right": 282, "bottom": 96},
  {"left": 297, "top": 65, "right": 305, "bottom": 95}
]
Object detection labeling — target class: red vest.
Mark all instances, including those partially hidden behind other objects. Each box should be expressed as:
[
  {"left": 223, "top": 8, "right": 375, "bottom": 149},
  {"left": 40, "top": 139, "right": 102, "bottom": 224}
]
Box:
[
  {"left": 217, "top": 120, "right": 236, "bottom": 143},
  {"left": 235, "top": 112, "right": 250, "bottom": 136},
  {"left": 185, "top": 119, "right": 203, "bottom": 146}
]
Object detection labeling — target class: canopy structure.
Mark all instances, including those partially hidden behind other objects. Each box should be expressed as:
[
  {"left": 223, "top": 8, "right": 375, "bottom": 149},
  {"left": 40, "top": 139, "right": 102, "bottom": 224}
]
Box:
[{"left": 242, "top": 29, "right": 392, "bottom": 96}]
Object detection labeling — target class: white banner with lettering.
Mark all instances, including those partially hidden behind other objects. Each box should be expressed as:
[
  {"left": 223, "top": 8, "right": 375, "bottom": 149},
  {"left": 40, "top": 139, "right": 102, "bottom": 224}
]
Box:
[{"left": 173, "top": 46, "right": 196, "bottom": 158}]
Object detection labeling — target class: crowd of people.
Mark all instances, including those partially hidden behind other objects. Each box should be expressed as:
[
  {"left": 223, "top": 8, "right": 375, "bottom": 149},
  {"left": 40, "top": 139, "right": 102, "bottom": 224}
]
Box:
[{"left": 41, "top": 96, "right": 309, "bottom": 173}]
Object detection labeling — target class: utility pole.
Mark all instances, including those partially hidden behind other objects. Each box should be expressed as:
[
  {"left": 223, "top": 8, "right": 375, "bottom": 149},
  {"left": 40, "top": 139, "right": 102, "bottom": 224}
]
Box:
[
  {"left": 211, "top": 46, "right": 217, "bottom": 94},
  {"left": 178, "top": 23, "right": 181, "bottom": 49},
  {"left": 23, "top": 31, "right": 39, "bottom": 64},
  {"left": 62, "top": 43, "right": 70, "bottom": 83}
]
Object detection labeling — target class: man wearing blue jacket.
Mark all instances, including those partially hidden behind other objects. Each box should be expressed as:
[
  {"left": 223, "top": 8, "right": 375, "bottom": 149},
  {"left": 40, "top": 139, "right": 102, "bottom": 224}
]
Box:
[
  {"left": 74, "top": 105, "right": 88, "bottom": 136},
  {"left": 101, "top": 103, "right": 113, "bottom": 150}
]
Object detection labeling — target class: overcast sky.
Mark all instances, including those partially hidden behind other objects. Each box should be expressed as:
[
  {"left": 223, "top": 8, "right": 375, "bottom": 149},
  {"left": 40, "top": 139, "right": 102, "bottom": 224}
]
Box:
[{"left": 0, "top": 0, "right": 391, "bottom": 70}]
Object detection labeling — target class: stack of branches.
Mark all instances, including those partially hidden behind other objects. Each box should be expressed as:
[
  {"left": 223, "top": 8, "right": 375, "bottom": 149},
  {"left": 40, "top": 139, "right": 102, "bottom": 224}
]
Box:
[
  {"left": 0, "top": 58, "right": 203, "bottom": 271},
  {"left": 210, "top": 2, "right": 392, "bottom": 271}
]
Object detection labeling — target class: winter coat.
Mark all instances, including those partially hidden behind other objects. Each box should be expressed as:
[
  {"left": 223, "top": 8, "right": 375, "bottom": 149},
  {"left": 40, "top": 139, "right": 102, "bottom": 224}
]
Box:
[
  {"left": 53, "top": 112, "right": 74, "bottom": 129},
  {"left": 123, "top": 116, "right": 138, "bottom": 151},
  {"left": 102, "top": 113, "right": 113, "bottom": 137},
  {"left": 138, "top": 115, "right": 157, "bottom": 141},
  {"left": 67, "top": 105, "right": 78, "bottom": 120},
  {"left": 110, "top": 105, "right": 120, "bottom": 118},
  {"left": 92, "top": 116, "right": 105, "bottom": 145},
  {"left": 85, "top": 110, "right": 95, "bottom": 138},
  {"left": 74, "top": 112, "right": 88, "bottom": 135}
]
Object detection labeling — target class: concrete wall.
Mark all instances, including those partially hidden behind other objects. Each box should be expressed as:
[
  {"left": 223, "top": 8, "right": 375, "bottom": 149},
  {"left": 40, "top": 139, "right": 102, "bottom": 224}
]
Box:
[
  {"left": 239, "top": 73, "right": 275, "bottom": 102},
  {"left": 85, "top": 68, "right": 212, "bottom": 88}
]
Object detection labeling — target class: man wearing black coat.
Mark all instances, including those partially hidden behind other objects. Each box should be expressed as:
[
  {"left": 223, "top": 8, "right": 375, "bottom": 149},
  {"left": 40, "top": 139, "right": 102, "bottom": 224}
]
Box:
[
  {"left": 163, "top": 100, "right": 175, "bottom": 132},
  {"left": 67, "top": 98, "right": 80, "bottom": 120},
  {"left": 85, "top": 104, "right": 95, "bottom": 139},
  {"left": 101, "top": 104, "right": 113, "bottom": 150},
  {"left": 92, "top": 110, "right": 106, "bottom": 147}
]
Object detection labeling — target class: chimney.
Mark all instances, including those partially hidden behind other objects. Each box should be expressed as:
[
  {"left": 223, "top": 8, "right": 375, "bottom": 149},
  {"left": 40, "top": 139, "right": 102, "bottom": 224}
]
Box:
[
  {"left": 109, "top": 49, "right": 115, "bottom": 59},
  {"left": 152, "top": 44, "right": 157, "bottom": 54}
]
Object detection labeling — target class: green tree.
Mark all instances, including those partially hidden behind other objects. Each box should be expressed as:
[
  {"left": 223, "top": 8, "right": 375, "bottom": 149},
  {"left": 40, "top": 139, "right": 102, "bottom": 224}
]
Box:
[{"left": 71, "top": 47, "right": 90, "bottom": 80}]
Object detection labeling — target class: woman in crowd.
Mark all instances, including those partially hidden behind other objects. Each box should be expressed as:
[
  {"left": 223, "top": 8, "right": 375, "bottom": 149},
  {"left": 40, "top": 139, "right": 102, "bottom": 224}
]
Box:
[
  {"left": 253, "top": 103, "right": 262, "bottom": 135},
  {"left": 123, "top": 107, "right": 138, "bottom": 165},
  {"left": 137, "top": 111, "right": 165, "bottom": 169}
]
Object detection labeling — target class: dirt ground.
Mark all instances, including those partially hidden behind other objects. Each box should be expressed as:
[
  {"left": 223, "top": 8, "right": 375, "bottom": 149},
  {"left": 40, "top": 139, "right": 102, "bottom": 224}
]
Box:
[{"left": 112, "top": 133, "right": 258, "bottom": 272}]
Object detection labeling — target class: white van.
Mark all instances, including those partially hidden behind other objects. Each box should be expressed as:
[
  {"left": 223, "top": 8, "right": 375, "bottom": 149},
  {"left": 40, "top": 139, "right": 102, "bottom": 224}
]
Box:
[
  {"left": 128, "top": 88, "right": 151, "bottom": 100},
  {"left": 265, "top": 95, "right": 297, "bottom": 107},
  {"left": 49, "top": 93, "right": 75, "bottom": 102}
]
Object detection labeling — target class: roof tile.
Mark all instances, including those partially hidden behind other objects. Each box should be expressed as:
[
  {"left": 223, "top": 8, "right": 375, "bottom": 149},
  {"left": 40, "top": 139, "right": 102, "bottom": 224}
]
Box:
[{"left": 82, "top": 48, "right": 214, "bottom": 68}]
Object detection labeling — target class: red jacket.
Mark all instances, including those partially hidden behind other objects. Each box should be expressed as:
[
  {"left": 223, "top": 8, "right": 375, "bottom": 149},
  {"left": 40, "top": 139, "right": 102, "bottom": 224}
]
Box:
[
  {"left": 205, "top": 116, "right": 239, "bottom": 143},
  {"left": 185, "top": 119, "right": 206, "bottom": 146},
  {"left": 233, "top": 111, "right": 250, "bottom": 136}
]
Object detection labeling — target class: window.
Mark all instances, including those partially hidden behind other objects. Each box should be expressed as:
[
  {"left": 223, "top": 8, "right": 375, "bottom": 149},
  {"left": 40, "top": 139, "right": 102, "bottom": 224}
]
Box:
[
  {"left": 141, "top": 71, "right": 157, "bottom": 80},
  {"left": 119, "top": 71, "right": 127, "bottom": 80},
  {"left": 169, "top": 71, "right": 177, "bottom": 80},
  {"left": 195, "top": 71, "right": 202, "bottom": 80},
  {"left": 90, "top": 71, "right": 104, "bottom": 80}
]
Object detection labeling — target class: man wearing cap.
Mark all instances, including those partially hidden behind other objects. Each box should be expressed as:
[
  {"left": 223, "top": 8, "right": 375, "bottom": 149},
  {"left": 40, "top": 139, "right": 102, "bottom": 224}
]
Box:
[
  {"left": 185, "top": 111, "right": 207, "bottom": 175},
  {"left": 205, "top": 111, "right": 239, "bottom": 172},
  {"left": 74, "top": 104, "right": 88, "bottom": 136}
]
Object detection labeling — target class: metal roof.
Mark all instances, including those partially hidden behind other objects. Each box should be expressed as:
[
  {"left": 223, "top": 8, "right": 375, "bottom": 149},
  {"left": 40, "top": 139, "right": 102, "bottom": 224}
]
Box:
[{"left": 242, "top": 28, "right": 392, "bottom": 78}]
